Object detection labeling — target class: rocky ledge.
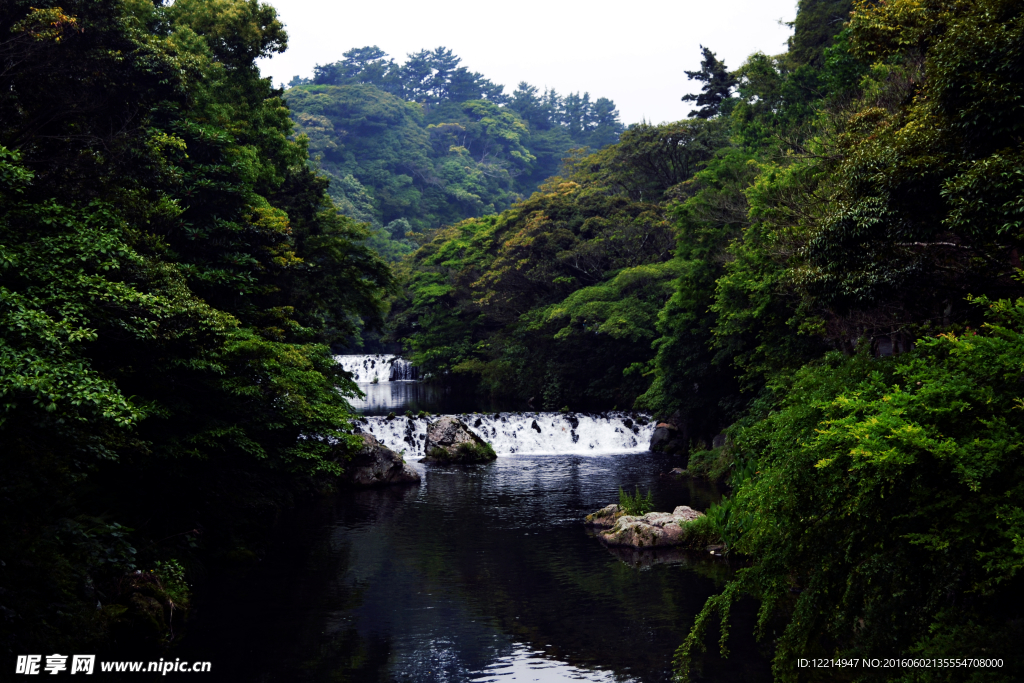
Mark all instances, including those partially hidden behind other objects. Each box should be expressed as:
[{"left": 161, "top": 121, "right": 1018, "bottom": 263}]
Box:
[
  {"left": 585, "top": 503, "right": 706, "bottom": 549},
  {"left": 341, "top": 433, "right": 421, "bottom": 486},
  {"left": 422, "top": 416, "right": 497, "bottom": 463},
  {"left": 585, "top": 503, "right": 626, "bottom": 527}
]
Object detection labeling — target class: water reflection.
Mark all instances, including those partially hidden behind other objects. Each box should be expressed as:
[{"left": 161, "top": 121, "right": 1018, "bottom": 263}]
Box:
[
  {"left": 181, "top": 453, "right": 768, "bottom": 682},
  {"left": 469, "top": 644, "right": 621, "bottom": 681},
  {"left": 350, "top": 381, "right": 524, "bottom": 416}
]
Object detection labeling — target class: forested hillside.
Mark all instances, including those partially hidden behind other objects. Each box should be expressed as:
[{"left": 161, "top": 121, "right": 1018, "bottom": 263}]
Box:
[
  {"left": 284, "top": 47, "right": 625, "bottom": 262},
  {"left": 391, "top": 119, "right": 725, "bottom": 409},
  {"left": 396, "top": 0, "right": 1024, "bottom": 676},
  {"left": 0, "top": 0, "right": 390, "bottom": 654},
  {"left": 3, "top": 0, "right": 1023, "bottom": 676}
]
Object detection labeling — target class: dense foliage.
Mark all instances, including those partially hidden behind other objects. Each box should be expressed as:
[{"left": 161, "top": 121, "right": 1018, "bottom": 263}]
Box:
[
  {"left": 0, "top": 0, "right": 391, "bottom": 655},
  {"left": 4, "top": 0, "right": 1023, "bottom": 674},
  {"left": 392, "top": 118, "right": 727, "bottom": 409},
  {"left": 284, "top": 47, "right": 625, "bottom": 263},
  {"left": 396, "top": 0, "right": 1024, "bottom": 676},
  {"left": 669, "top": 0, "right": 1024, "bottom": 678}
]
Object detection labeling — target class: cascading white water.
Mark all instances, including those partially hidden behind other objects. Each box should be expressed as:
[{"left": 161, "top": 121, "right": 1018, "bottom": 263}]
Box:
[
  {"left": 335, "top": 354, "right": 417, "bottom": 383},
  {"left": 388, "top": 357, "right": 417, "bottom": 381},
  {"left": 358, "top": 411, "right": 654, "bottom": 458}
]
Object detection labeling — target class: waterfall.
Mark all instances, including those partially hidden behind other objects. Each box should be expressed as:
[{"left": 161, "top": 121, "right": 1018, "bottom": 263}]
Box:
[
  {"left": 388, "top": 357, "right": 417, "bottom": 381},
  {"left": 357, "top": 411, "right": 654, "bottom": 457},
  {"left": 335, "top": 354, "right": 418, "bottom": 383}
]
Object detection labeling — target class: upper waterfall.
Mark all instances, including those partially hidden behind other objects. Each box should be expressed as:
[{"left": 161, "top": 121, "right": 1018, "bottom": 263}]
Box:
[
  {"left": 335, "top": 354, "right": 418, "bottom": 383},
  {"left": 359, "top": 411, "right": 654, "bottom": 457}
]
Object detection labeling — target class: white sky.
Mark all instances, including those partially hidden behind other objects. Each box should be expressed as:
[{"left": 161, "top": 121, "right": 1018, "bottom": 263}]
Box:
[{"left": 258, "top": 0, "right": 797, "bottom": 126}]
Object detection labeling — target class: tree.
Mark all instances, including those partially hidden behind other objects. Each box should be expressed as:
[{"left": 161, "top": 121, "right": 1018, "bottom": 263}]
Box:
[
  {"left": 681, "top": 45, "right": 738, "bottom": 118},
  {"left": 789, "top": 0, "right": 854, "bottom": 66},
  {"left": 0, "top": 0, "right": 392, "bottom": 653}
]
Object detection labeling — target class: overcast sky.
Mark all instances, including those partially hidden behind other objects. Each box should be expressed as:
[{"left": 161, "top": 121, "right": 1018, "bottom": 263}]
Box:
[{"left": 257, "top": 0, "right": 798, "bottom": 126}]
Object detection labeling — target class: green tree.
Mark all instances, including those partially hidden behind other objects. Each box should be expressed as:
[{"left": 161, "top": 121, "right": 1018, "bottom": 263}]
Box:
[
  {"left": 394, "top": 119, "right": 721, "bottom": 408},
  {"left": 0, "top": 0, "right": 392, "bottom": 654},
  {"left": 789, "top": 0, "right": 855, "bottom": 66},
  {"left": 682, "top": 45, "right": 738, "bottom": 119},
  {"left": 677, "top": 298, "right": 1024, "bottom": 680}
]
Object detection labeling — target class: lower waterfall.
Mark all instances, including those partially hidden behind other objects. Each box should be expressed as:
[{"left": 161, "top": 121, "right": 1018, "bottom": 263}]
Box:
[{"left": 359, "top": 411, "right": 654, "bottom": 457}]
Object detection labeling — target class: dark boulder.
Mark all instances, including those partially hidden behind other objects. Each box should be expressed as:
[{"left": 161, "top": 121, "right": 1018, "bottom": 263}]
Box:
[
  {"left": 649, "top": 411, "right": 689, "bottom": 457},
  {"left": 341, "top": 434, "right": 421, "bottom": 486},
  {"left": 650, "top": 423, "right": 682, "bottom": 451}
]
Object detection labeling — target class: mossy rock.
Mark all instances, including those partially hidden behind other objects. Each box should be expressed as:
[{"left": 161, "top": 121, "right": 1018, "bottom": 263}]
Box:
[
  {"left": 422, "top": 417, "right": 496, "bottom": 463},
  {"left": 424, "top": 441, "right": 496, "bottom": 463}
]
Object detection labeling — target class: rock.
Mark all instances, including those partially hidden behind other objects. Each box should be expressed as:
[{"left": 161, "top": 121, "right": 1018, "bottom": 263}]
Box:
[
  {"left": 530, "top": 419, "right": 541, "bottom": 433},
  {"left": 712, "top": 432, "right": 727, "bottom": 449},
  {"left": 564, "top": 414, "right": 580, "bottom": 430},
  {"left": 599, "top": 505, "right": 705, "bottom": 549},
  {"left": 669, "top": 467, "right": 686, "bottom": 476},
  {"left": 584, "top": 504, "right": 624, "bottom": 527},
  {"left": 649, "top": 423, "right": 679, "bottom": 449},
  {"left": 341, "top": 434, "right": 421, "bottom": 486},
  {"left": 422, "top": 416, "right": 497, "bottom": 463},
  {"left": 649, "top": 410, "right": 689, "bottom": 456}
]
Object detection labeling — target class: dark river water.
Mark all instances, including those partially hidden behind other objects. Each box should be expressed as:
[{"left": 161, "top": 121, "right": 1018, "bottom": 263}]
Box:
[
  {"left": 181, "top": 451, "right": 771, "bottom": 682},
  {"left": 180, "top": 366, "right": 769, "bottom": 682},
  {"left": 349, "top": 380, "right": 525, "bottom": 416}
]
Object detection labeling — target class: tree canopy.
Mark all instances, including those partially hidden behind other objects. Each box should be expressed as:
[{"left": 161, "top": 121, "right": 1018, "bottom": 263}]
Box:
[
  {"left": 284, "top": 47, "right": 625, "bottom": 263},
  {"left": 0, "top": 0, "right": 391, "bottom": 653}
]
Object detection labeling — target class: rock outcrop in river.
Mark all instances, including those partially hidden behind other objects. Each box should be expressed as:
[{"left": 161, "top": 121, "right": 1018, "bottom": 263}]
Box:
[
  {"left": 649, "top": 411, "right": 688, "bottom": 456},
  {"left": 341, "top": 434, "right": 421, "bottom": 486},
  {"left": 422, "top": 416, "right": 497, "bottom": 463},
  {"left": 585, "top": 503, "right": 706, "bottom": 548}
]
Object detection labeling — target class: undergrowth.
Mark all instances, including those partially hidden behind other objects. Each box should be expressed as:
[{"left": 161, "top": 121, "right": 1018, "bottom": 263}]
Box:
[{"left": 618, "top": 486, "right": 654, "bottom": 515}]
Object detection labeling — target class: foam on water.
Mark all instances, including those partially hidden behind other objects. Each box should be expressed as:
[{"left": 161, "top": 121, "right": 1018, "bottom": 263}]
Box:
[
  {"left": 335, "top": 354, "right": 417, "bottom": 383},
  {"left": 359, "top": 411, "right": 653, "bottom": 457}
]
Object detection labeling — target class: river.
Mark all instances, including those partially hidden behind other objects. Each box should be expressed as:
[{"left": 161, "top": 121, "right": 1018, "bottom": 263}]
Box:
[{"left": 180, "top": 357, "right": 771, "bottom": 682}]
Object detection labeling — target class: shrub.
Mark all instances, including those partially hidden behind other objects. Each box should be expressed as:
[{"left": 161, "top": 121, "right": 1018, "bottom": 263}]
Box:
[
  {"left": 679, "top": 514, "right": 721, "bottom": 549},
  {"left": 676, "top": 297, "right": 1024, "bottom": 680},
  {"left": 684, "top": 446, "right": 734, "bottom": 481},
  {"left": 454, "top": 441, "right": 497, "bottom": 461},
  {"left": 618, "top": 486, "right": 654, "bottom": 515}
]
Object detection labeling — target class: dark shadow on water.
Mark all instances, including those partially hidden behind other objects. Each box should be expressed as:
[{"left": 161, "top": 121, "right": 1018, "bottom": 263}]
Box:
[
  {"left": 179, "top": 454, "right": 770, "bottom": 682},
  {"left": 350, "top": 381, "right": 526, "bottom": 416}
]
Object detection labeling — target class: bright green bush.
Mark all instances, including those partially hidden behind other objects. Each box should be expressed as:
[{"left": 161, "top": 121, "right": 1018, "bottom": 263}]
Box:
[
  {"left": 618, "top": 486, "right": 654, "bottom": 516},
  {"left": 677, "top": 297, "right": 1024, "bottom": 680}
]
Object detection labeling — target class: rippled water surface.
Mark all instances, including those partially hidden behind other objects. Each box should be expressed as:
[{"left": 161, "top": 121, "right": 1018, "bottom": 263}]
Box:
[
  {"left": 183, "top": 453, "right": 770, "bottom": 682},
  {"left": 350, "top": 381, "right": 528, "bottom": 416}
]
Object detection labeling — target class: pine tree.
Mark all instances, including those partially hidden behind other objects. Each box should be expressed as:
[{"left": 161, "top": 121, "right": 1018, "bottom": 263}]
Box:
[{"left": 681, "top": 45, "right": 737, "bottom": 119}]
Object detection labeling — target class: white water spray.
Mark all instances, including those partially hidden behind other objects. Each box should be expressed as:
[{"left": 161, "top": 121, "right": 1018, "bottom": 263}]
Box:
[
  {"left": 335, "top": 354, "right": 417, "bottom": 383},
  {"left": 358, "top": 411, "right": 654, "bottom": 458}
]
